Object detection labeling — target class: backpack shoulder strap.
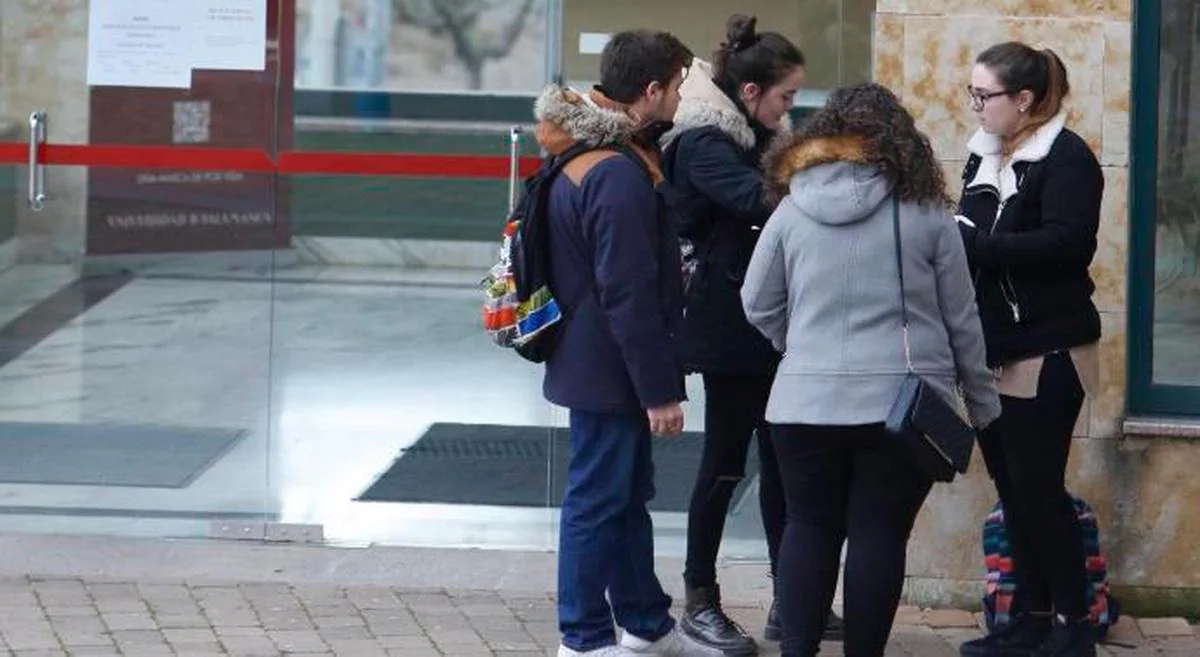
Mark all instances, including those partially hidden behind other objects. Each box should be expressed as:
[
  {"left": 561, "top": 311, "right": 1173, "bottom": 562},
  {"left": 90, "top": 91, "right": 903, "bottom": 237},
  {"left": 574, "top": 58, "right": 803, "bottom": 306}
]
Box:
[
  {"left": 552, "top": 141, "right": 657, "bottom": 187},
  {"left": 612, "top": 143, "right": 655, "bottom": 182},
  {"left": 561, "top": 150, "right": 623, "bottom": 185}
]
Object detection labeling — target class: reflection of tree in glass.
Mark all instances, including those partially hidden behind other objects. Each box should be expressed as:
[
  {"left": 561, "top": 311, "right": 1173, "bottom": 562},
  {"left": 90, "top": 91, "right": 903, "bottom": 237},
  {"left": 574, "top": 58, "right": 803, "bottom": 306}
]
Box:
[
  {"left": 1155, "top": 0, "right": 1199, "bottom": 288},
  {"left": 393, "top": 0, "right": 537, "bottom": 89}
]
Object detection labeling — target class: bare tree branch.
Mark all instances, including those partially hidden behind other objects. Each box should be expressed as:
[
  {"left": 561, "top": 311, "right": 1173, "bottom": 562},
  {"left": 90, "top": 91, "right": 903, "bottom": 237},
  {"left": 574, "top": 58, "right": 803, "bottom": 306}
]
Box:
[
  {"left": 476, "top": 0, "right": 536, "bottom": 59},
  {"left": 393, "top": 0, "right": 538, "bottom": 89}
]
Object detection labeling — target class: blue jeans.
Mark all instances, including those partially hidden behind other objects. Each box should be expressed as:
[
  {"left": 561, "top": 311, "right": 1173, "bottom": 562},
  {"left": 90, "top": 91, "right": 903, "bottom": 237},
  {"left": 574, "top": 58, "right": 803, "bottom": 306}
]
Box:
[{"left": 558, "top": 409, "right": 675, "bottom": 651}]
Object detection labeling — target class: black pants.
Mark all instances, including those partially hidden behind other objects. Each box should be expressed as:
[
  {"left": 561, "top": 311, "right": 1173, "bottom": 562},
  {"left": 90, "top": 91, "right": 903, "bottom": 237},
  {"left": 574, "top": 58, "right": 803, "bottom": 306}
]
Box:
[
  {"left": 773, "top": 424, "right": 932, "bottom": 657},
  {"left": 683, "top": 373, "right": 785, "bottom": 588},
  {"left": 979, "top": 351, "right": 1088, "bottom": 619}
]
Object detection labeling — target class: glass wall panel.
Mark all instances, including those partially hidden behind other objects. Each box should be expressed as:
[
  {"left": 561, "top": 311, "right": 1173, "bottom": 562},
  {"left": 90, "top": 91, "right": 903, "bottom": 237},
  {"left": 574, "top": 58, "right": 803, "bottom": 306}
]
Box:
[{"left": 1153, "top": 0, "right": 1200, "bottom": 387}]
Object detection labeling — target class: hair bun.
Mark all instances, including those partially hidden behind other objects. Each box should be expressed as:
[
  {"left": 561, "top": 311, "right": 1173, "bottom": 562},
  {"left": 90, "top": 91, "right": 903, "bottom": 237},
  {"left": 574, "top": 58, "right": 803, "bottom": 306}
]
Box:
[{"left": 724, "top": 14, "right": 758, "bottom": 52}]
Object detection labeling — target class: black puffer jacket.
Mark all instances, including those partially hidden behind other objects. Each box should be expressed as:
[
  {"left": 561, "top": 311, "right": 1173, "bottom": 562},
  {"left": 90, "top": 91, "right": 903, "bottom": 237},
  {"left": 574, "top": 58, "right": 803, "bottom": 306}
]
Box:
[
  {"left": 956, "top": 112, "right": 1103, "bottom": 367},
  {"left": 661, "top": 59, "right": 786, "bottom": 375}
]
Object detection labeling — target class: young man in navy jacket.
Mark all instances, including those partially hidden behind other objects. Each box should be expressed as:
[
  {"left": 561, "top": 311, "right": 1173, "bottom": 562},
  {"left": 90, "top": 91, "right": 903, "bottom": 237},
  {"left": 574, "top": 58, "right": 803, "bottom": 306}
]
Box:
[{"left": 533, "top": 31, "right": 717, "bottom": 657}]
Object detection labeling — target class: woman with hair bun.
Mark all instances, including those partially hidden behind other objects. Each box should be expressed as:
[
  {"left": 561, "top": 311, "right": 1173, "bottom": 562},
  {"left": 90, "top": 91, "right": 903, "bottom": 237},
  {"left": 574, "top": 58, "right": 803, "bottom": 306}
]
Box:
[{"left": 662, "top": 14, "right": 841, "bottom": 657}]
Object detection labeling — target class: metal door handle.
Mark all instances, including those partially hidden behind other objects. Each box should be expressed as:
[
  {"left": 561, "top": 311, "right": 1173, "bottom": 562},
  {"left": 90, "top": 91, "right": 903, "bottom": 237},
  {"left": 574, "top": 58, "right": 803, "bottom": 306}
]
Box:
[
  {"left": 28, "top": 111, "right": 46, "bottom": 212},
  {"left": 508, "top": 125, "right": 522, "bottom": 213}
]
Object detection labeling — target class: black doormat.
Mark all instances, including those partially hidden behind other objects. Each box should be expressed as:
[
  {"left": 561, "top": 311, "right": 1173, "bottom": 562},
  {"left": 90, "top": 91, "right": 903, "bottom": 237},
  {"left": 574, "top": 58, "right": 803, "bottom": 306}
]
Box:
[
  {"left": 357, "top": 423, "right": 761, "bottom": 512},
  {"left": 0, "top": 421, "right": 247, "bottom": 488}
]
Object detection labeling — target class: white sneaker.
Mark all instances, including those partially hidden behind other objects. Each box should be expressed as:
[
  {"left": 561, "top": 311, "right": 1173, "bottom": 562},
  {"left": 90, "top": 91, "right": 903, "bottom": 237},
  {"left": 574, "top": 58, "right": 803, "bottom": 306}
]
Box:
[
  {"left": 620, "top": 625, "right": 726, "bottom": 656},
  {"left": 557, "top": 644, "right": 634, "bottom": 657}
]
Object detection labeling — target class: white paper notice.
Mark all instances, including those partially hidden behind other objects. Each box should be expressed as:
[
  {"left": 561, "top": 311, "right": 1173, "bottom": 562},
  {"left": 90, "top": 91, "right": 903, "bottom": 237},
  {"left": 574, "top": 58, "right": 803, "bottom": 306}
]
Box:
[
  {"left": 194, "top": 0, "right": 267, "bottom": 71},
  {"left": 579, "top": 32, "right": 611, "bottom": 55},
  {"left": 87, "top": 0, "right": 193, "bottom": 89}
]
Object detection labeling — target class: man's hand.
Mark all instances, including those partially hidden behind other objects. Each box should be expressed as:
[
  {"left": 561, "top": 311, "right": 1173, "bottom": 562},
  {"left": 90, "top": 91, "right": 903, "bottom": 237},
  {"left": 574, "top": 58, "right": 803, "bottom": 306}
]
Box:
[{"left": 647, "top": 402, "right": 684, "bottom": 437}]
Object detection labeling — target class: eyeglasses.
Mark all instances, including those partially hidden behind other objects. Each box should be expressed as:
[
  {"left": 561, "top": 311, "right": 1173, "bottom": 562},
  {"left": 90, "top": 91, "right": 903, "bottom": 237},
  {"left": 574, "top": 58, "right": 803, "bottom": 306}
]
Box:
[{"left": 966, "top": 86, "right": 1012, "bottom": 110}]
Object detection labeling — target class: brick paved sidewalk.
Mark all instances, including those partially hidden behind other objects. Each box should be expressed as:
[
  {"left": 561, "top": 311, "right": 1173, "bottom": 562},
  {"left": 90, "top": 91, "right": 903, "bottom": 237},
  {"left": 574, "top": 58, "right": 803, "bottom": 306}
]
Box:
[{"left": 1, "top": 577, "right": 1195, "bottom": 657}]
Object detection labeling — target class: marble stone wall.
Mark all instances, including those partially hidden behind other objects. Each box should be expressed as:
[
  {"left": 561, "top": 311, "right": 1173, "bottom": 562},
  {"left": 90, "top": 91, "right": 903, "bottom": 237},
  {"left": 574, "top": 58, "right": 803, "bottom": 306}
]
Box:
[{"left": 874, "top": 0, "right": 1200, "bottom": 614}]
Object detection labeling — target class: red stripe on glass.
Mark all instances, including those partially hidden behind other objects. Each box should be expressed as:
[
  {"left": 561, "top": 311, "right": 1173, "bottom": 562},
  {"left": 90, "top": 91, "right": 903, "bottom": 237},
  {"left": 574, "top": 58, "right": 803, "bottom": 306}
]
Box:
[{"left": 0, "top": 142, "right": 541, "bottom": 179}]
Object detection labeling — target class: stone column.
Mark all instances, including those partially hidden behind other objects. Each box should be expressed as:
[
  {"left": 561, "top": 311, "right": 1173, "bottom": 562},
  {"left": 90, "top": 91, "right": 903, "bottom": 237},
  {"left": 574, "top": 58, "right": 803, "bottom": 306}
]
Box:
[{"left": 873, "top": 0, "right": 1200, "bottom": 615}]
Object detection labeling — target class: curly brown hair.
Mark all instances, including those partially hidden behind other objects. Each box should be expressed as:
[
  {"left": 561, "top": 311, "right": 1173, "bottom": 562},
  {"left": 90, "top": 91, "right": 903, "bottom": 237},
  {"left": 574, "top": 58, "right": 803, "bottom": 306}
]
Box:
[{"left": 786, "top": 83, "right": 950, "bottom": 207}]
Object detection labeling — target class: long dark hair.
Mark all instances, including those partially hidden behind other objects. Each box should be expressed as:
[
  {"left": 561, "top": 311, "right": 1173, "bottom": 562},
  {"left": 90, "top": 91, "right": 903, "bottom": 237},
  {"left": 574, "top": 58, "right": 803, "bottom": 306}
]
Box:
[
  {"left": 792, "top": 83, "right": 950, "bottom": 207},
  {"left": 712, "top": 15, "right": 805, "bottom": 99}
]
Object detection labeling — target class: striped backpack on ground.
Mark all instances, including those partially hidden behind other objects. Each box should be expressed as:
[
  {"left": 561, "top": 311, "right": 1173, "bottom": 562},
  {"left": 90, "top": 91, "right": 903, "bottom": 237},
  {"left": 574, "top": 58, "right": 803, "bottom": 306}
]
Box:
[{"left": 981, "top": 494, "right": 1121, "bottom": 638}]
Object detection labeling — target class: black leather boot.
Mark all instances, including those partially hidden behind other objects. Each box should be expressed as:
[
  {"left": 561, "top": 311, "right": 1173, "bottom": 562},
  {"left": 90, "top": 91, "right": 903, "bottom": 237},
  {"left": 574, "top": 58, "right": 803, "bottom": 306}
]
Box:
[
  {"left": 960, "top": 613, "right": 1054, "bottom": 657},
  {"left": 763, "top": 604, "right": 844, "bottom": 642},
  {"left": 823, "top": 610, "right": 845, "bottom": 641},
  {"left": 1030, "top": 616, "right": 1096, "bottom": 657},
  {"left": 679, "top": 585, "right": 758, "bottom": 656},
  {"left": 763, "top": 599, "right": 781, "bottom": 642}
]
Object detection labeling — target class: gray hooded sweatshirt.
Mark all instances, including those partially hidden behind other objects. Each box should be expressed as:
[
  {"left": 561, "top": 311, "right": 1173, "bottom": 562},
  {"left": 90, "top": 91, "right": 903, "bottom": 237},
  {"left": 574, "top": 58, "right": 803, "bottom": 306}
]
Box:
[{"left": 741, "top": 135, "right": 1001, "bottom": 427}]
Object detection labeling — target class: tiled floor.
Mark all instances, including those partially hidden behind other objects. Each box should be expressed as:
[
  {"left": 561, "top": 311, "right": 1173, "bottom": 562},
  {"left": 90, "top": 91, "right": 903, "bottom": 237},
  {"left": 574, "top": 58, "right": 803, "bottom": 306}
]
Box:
[
  {"left": 0, "top": 264, "right": 764, "bottom": 560},
  {"left": 0, "top": 576, "right": 1194, "bottom": 656},
  {"left": 0, "top": 260, "right": 1195, "bottom": 565}
]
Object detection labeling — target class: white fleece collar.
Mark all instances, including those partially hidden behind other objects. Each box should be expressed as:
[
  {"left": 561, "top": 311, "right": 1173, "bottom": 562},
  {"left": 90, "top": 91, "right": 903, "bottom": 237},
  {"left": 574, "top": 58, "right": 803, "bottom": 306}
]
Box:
[
  {"left": 661, "top": 59, "right": 757, "bottom": 150},
  {"left": 964, "top": 110, "right": 1067, "bottom": 202}
]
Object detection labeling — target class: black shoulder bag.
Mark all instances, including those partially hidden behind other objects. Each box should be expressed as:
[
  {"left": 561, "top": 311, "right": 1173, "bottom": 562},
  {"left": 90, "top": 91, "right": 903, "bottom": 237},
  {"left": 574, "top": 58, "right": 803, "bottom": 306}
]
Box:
[{"left": 883, "top": 196, "right": 978, "bottom": 483}]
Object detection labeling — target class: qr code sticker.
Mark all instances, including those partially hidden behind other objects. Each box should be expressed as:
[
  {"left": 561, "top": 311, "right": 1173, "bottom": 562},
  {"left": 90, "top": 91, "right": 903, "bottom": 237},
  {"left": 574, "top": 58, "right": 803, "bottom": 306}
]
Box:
[{"left": 173, "top": 101, "right": 211, "bottom": 144}]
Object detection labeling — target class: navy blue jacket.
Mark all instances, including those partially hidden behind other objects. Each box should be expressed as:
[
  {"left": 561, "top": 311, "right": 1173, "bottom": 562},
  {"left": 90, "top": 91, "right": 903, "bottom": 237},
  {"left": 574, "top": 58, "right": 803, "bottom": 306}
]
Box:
[
  {"left": 542, "top": 153, "right": 685, "bottom": 414},
  {"left": 533, "top": 85, "right": 685, "bottom": 415}
]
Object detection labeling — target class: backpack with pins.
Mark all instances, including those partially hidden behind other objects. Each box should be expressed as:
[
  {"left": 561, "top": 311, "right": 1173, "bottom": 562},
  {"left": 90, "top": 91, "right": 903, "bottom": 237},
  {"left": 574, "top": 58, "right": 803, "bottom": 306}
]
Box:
[{"left": 481, "top": 126, "right": 645, "bottom": 362}]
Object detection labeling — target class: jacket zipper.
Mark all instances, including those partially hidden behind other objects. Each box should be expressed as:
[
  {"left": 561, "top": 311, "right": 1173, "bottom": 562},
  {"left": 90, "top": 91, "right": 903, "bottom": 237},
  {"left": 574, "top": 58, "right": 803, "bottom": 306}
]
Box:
[
  {"left": 965, "top": 181, "right": 1023, "bottom": 323},
  {"left": 993, "top": 167, "right": 1029, "bottom": 324}
]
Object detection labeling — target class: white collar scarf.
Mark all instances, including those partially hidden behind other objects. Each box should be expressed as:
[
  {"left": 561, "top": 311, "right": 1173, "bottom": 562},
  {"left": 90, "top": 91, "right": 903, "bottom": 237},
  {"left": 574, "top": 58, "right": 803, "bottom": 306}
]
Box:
[{"left": 964, "top": 110, "right": 1067, "bottom": 203}]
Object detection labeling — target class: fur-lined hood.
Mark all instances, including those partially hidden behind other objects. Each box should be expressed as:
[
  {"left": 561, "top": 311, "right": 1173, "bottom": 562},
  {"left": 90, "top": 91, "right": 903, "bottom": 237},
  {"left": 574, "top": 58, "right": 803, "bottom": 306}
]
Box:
[
  {"left": 764, "top": 134, "right": 891, "bottom": 226},
  {"left": 532, "top": 84, "right": 662, "bottom": 184},
  {"left": 661, "top": 59, "right": 753, "bottom": 149},
  {"left": 533, "top": 85, "right": 637, "bottom": 154}
]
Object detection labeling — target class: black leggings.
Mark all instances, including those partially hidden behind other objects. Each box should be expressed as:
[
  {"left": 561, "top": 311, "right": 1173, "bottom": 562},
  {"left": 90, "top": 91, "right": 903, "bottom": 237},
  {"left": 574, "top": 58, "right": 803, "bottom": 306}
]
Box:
[
  {"left": 979, "top": 351, "right": 1088, "bottom": 619},
  {"left": 772, "top": 424, "right": 932, "bottom": 657},
  {"left": 683, "top": 373, "right": 785, "bottom": 588}
]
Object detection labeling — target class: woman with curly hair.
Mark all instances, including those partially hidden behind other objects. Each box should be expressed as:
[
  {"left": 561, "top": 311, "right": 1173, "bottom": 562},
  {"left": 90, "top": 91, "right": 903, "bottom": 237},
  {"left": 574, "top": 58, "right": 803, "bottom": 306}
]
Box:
[{"left": 741, "top": 83, "right": 1001, "bottom": 657}]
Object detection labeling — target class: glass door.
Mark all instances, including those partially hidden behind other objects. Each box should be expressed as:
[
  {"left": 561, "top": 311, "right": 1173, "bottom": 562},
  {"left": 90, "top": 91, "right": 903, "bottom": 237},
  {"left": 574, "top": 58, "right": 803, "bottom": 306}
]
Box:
[
  {"left": 0, "top": 0, "right": 564, "bottom": 549},
  {"left": 265, "top": 0, "right": 562, "bottom": 549},
  {"left": 0, "top": 0, "right": 283, "bottom": 538}
]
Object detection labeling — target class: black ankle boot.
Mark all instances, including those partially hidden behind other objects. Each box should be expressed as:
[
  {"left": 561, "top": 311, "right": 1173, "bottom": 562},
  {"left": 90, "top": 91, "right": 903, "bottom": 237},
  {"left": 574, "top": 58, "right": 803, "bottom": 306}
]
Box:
[
  {"left": 823, "top": 610, "right": 845, "bottom": 641},
  {"left": 960, "top": 613, "right": 1054, "bottom": 657},
  {"left": 762, "top": 604, "right": 843, "bottom": 643},
  {"left": 763, "top": 599, "right": 781, "bottom": 642},
  {"left": 1030, "top": 617, "right": 1096, "bottom": 657},
  {"left": 680, "top": 585, "right": 758, "bottom": 656}
]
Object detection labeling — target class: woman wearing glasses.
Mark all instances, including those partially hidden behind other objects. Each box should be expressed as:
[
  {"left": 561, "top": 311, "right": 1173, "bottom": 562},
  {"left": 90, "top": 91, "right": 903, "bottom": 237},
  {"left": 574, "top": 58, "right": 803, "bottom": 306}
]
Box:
[{"left": 956, "top": 42, "right": 1104, "bottom": 657}]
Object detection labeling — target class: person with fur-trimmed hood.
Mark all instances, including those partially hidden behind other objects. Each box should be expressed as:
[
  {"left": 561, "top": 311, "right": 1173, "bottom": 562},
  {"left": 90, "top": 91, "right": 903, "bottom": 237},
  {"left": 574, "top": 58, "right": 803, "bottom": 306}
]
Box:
[
  {"left": 742, "top": 83, "right": 999, "bottom": 657},
  {"left": 660, "top": 14, "right": 841, "bottom": 656},
  {"left": 535, "top": 29, "right": 723, "bottom": 657}
]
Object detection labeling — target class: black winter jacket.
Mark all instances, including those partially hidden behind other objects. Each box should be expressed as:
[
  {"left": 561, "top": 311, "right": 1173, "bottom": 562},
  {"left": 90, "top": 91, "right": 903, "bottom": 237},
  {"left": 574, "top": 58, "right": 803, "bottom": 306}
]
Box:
[
  {"left": 661, "top": 64, "right": 785, "bottom": 375},
  {"left": 957, "top": 113, "right": 1103, "bottom": 367}
]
